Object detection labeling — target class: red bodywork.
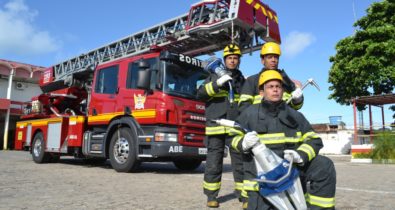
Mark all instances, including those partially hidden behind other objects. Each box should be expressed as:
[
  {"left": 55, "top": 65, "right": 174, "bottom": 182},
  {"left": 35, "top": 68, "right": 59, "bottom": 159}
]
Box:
[
  {"left": 14, "top": 51, "right": 206, "bottom": 152},
  {"left": 186, "top": 0, "right": 281, "bottom": 43},
  {"left": 239, "top": 0, "right": 281, "bottom": 43}
]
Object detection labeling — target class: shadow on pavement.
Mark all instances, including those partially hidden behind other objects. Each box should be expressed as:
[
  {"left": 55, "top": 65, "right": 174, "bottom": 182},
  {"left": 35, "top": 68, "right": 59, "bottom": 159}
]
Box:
[
  {"left": 218, "top": 192, "right": 238, "bottom": 203},
  {"left": 55, "top": 157, "right": 234, "bottom": 174}
]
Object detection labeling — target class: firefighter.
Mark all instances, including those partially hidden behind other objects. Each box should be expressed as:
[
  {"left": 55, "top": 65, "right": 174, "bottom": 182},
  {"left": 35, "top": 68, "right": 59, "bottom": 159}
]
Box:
[
  {"left": 231, "top": 70, "right": 336, "bottom": 210},
  {"left": 198, "top": 44, "right": 245, "bottom": 208},
  {"left": 238, "top": 42, "right": 304, "bottom": 113}
]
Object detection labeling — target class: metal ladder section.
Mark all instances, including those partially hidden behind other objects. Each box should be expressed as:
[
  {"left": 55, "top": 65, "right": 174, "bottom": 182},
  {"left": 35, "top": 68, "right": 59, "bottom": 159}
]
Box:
[
  {"left": 53, "top": 0, "right": 279, "bottom": 82},
  {"left": 53, "top": 13, "right": 190, "bottom": 82}
]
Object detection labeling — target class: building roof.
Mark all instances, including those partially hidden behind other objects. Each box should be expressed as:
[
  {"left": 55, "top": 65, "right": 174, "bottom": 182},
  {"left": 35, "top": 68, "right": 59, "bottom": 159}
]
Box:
[
  {"left": 354, "top": 93, "right": 395, "bottom": 106},
  {"left": 0, "top": 59, "right": 46, "bottom": 81}
]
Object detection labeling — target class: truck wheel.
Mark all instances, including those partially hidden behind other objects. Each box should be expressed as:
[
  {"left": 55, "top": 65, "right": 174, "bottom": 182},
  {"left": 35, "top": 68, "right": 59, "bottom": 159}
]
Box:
[
  {"left": 109, "top": 127, "right": 140, "bottom": 172},
  {"left": 173, "top": 158, "right": 202, "bottom": 171},
  {"left": 31, "top": 132, "right": 51, "bottom": 163}
]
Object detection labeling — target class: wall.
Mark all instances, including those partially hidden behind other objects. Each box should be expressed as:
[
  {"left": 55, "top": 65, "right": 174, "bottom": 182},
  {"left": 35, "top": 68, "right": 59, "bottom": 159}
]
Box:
[
  {"left": 318, "top": 130, "right": 354, "bottom": 155},
  {"left": 0, "top": 79, "right": 42, "bottom": 150},
  {"left": 0, "top": 79, "right": 42, "bottom": 102}
]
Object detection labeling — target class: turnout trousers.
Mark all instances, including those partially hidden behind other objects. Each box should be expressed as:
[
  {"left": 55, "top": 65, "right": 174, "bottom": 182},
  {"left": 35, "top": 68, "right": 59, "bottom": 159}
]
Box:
[
  {"left": 245, "top": 155, "right": 336, "bottom": 210},
  {"left": 203, "top": 134, "right": 245, "bottom": 201}
]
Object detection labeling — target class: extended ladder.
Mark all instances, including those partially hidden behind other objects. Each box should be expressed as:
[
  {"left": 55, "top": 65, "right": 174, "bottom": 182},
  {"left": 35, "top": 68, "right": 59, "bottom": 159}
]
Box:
[{"left": 53, "top": 0, "right": 280, "bottom": 82}]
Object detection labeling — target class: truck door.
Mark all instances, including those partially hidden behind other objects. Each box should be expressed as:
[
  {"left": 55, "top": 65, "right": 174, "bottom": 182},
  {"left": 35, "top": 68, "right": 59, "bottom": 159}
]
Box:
[
  {"left": 117, "top": 58, "right": 158, "bottom": 114},
  {"left": 90, "top": 65, "right": 119, "bottom": 116}
]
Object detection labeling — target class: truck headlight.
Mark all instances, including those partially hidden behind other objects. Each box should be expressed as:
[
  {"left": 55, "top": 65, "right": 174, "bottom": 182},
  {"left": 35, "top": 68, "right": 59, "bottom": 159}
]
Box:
[{"left": 155, "top": 132, "right": 177, "bottom": 142}]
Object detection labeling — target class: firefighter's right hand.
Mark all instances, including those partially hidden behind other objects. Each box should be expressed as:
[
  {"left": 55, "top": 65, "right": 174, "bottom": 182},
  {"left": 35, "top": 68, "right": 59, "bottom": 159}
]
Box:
[
  {"left": 242, "top": 131, "right": 259, "bottom": 151},
  {"left": 291, "top": 88, "right": 303, "bottom": 103},
  {"left": 216, "top": 74, "right": 232, "bottom": 87},
  {"left": 284, "top": 150, "right": 303, "bottom": 164}
]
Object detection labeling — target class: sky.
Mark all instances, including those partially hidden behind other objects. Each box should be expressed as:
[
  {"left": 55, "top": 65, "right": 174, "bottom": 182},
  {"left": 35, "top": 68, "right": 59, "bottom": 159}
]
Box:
[{"left": 0, "top": 0, "right": 391, "bottom": 128}]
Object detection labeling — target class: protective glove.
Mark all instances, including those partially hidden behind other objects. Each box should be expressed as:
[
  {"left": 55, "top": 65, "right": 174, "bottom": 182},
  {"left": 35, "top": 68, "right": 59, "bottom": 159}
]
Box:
[
  {"left": 242, "top": 131, "right": 259, "bottom": 151},
  {"left": 284, "top": 149, "right": 303, "bottom": 164},
  {"left": 291, "top": 88, "right": 303, "bottom": 103},
  {"left": 216, "top": 74, "right": 232, "bottom": 87}
]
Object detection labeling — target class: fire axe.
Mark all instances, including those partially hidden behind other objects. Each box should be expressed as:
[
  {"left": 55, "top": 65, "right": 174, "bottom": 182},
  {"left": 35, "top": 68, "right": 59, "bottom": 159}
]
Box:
[{"left": 286, "top": 78, "right": 320, "bottom": 104}]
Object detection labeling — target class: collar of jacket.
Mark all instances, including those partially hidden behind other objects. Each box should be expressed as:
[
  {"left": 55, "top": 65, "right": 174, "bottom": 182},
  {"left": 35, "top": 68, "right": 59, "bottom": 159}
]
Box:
[
  {"left": 260, "top": 100, "right": 298, "bottom": 128},
  {"left": 227, "top": 68, "right": 243, "bottom": 78}
]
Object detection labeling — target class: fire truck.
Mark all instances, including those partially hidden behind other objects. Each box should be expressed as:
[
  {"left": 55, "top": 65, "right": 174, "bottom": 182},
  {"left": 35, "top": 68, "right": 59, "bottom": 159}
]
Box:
[{"left": 14, "top": 0, "right": 280, "bottom": 172}]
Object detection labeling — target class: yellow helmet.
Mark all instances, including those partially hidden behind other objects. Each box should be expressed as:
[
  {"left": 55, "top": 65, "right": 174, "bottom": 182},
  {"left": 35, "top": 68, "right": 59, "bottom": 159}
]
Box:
[
  {"left": 260, "top": 42, "right": 281, "bottom": 56},
  {"left": 258, "top": 70, "right": 283, "bottom": 87},
  {"left": 223, "top": 44, "right": 241, "bottom": 58}
]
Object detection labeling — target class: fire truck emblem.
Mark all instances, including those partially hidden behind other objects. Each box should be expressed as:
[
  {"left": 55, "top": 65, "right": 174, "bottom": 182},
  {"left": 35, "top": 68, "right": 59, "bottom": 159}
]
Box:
[{"left": 134, "top": 94, "right": 146, "bottom": 109}]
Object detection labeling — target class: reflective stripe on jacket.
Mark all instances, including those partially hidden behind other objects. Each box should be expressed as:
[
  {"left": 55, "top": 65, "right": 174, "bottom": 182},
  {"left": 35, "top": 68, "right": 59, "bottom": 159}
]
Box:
[
  {"left": 232, "top": 101, "right": 322, "bottom": 164},
  {"left": 197, "top": 69, "right": 245, "bottom": 132}
]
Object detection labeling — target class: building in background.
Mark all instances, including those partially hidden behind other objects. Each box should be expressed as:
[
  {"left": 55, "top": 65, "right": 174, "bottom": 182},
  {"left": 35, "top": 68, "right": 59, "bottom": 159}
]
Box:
[
  {"left": 312, "top": 116, "right": 353, "bottom": 155},
  {"left": 0, "top": 59, "right": 45, "bottom": 149}
]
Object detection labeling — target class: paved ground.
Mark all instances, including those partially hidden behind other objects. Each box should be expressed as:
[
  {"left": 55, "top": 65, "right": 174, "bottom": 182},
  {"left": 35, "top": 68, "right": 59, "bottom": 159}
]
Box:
[{"left": 0, "top": 151, "right": 394, "bottom": 210}]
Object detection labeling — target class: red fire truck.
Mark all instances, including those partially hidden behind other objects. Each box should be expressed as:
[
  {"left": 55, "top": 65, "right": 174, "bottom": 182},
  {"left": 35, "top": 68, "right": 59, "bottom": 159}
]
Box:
[{"left": 14, "top": 0, "right": 280, "bottom": 172}]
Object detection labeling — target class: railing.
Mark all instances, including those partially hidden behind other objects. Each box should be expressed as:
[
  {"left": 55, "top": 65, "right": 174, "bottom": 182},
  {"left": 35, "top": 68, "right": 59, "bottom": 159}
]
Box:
[
  {"left": 354, "top": 125, "right": 395, "bottom": 144},
  {"left": 9, "top": 100, "right": 27, "bottom": 115}
]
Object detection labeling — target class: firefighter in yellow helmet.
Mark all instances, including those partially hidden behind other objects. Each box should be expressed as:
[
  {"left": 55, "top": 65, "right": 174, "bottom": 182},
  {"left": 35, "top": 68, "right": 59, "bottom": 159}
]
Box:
[
  {"left": 230, "top": 70, "right": 336, "bottom": 210},
  {"left": 223, "top": 44, "right": 241, "bottom": 62},
  {"left": 238, "top": 42, "right": 304, "bottom": 113},
  {"left": 198, "top": 44, "right": 246, "bottom": 208}
]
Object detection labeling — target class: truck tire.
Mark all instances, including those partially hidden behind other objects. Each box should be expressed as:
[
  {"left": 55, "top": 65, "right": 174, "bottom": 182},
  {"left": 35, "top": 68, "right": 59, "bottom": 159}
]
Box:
[
  {"left": 109, "top": 127, "right": 140, "bottom": 172},
  {"left": 31, "top": 132, "right": 51, "bottom": 163},
  {"left": 173, "top": 158, "right": 202, "bottom": 171}
]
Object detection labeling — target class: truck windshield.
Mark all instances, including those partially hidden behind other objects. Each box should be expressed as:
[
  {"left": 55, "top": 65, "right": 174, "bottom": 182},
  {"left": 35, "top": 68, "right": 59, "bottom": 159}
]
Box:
[{"left": 163, "top": 63, "right": 208, "bottom": 100}]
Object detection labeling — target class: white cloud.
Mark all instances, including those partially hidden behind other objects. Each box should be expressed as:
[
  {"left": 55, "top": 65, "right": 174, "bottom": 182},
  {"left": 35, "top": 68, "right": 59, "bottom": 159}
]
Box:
[
  {"left": 0, "top": 0, "right": 60, "bottom": 56},
  {"left": 282, "top": 31, "right": 315, "bottom": 58}
]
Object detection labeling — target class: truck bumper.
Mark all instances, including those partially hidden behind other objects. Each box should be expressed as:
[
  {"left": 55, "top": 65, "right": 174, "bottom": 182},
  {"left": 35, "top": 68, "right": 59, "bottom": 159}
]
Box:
[{"left": 138, "top": 142, "right": 207, "bottom": 160}]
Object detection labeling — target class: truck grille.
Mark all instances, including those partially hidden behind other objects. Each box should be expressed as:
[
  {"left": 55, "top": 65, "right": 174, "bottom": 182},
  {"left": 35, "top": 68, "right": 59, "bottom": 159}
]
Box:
[{"left": 183, "top": 111, "right": 206, "bottom": 126}]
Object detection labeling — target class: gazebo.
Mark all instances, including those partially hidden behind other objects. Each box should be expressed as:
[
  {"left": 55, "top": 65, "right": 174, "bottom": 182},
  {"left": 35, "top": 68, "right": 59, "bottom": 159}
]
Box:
[{"left": 352, "top": 93, "right": 395, "bottom": 144}]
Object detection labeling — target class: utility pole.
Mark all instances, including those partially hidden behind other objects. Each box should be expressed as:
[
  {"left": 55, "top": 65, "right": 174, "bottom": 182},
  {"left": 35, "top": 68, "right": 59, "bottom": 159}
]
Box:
[{"left": 3, "top": 67, "right": 14, "bottom": 150}]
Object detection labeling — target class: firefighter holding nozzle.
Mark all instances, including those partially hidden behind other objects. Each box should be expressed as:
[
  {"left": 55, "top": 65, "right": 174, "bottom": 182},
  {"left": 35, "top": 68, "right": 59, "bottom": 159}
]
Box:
[
  {"left": 198, "top": 44, "right": 246, "bottom": 208},
  {"left": 232, "top": 70, "right": 336, "bottom": 210}
]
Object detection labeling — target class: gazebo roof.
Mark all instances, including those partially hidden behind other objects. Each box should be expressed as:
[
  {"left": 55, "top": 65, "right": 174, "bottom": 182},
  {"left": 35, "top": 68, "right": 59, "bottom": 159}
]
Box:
[{"left": 354, "top": 93, "right": 395, "bottom": 106}]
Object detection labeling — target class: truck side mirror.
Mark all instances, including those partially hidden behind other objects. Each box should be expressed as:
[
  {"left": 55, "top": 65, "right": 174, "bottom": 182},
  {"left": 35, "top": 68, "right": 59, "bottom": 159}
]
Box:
[
  {"left": 138, "top": 60, "right": 150, "bottom": 69},
  {"left": 137, "top": 69, "right": 151, "bottom": 90},
  {"left": 137, "top": 60, "right": 152, "bottom": 94}
]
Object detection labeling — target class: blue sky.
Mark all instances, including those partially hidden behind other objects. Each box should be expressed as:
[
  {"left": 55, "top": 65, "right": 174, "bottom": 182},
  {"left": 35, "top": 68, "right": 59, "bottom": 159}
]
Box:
[{"left": 0, "top": 0, "right": 391, "bottom": 128}]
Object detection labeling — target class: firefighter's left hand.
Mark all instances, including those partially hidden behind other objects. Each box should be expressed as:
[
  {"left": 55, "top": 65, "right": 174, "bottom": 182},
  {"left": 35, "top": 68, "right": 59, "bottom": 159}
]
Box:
[
  {"left": 242, "top": 131, "right": 259, "bottom": 151},
  {"left": 284, "top": 150, "right": 303, "bottom": 164},
  {"left": 291, "top": 88, "right": 303, "bottom": 103},
  {"left": 216, "top": 74, "right": 232, "bottom": 87}
]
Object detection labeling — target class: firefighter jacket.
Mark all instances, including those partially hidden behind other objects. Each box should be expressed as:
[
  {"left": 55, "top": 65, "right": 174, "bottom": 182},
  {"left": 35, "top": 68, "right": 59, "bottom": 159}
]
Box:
[
  {"left": 229, "top": 100, "right": 336, "bottom": 209},
  {"left": 197, "top": 68, "right": 245, "bottom": 135},
  {"left": 238, "top": 68, "right": 303, "bottom": 113},
  {"left": 230, "top": 100, "right": 322, "bottom": 165}
]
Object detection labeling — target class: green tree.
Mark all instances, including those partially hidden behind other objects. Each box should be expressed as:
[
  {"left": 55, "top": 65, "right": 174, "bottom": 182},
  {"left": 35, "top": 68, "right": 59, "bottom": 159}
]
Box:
[{"left": 328, "top": 0, "right": 395, "bottom": 111}]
